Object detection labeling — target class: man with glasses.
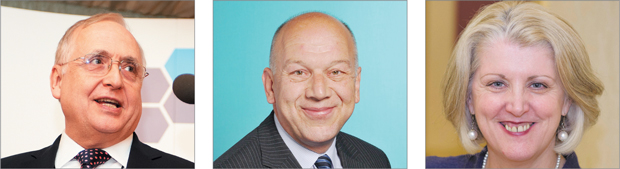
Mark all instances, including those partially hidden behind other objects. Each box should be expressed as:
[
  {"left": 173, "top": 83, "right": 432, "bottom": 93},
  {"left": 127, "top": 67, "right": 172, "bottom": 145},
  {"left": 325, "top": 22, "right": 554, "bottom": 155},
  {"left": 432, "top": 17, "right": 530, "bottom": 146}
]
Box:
[{"left": 1, "top": 13, "right": 193, "bottom": 168}]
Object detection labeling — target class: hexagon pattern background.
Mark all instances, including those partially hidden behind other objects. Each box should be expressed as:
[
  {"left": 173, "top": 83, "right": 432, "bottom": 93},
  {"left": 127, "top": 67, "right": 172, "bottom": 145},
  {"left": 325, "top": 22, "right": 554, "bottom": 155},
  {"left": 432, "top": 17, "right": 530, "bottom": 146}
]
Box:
[{"left": 136, "top": 48, "right": 194, "bottom": 143}]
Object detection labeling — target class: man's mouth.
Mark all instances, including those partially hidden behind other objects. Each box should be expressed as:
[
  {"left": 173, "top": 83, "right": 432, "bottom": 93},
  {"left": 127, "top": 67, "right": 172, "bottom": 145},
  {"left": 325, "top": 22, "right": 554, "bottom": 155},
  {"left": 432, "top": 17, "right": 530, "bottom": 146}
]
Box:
[
  {"left": 500, "top": 122, "right": 534, "bottom": 133},
  {"left": 301, "top": 107, "right": 334, "bottom": 119},
  {"left": 95, "top": 98, "right": 122, "bottom": 108}
]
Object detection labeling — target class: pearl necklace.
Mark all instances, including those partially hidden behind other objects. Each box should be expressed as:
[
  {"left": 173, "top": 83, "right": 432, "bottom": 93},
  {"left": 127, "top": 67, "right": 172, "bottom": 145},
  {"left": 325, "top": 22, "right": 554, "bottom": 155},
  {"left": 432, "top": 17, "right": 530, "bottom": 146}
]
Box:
[{"left": 481, "top": 151, "right": 561, "bottom": 168}]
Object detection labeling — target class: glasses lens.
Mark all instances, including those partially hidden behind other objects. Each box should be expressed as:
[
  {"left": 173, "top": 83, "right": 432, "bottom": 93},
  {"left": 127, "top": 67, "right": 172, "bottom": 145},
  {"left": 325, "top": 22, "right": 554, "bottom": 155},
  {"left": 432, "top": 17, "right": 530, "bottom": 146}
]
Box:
[
  {"left": 84, "top": 54, "right": 109, "bottom": 74},
  {"left": 121, "top": 61, "right": 142, "bottom": 81}
]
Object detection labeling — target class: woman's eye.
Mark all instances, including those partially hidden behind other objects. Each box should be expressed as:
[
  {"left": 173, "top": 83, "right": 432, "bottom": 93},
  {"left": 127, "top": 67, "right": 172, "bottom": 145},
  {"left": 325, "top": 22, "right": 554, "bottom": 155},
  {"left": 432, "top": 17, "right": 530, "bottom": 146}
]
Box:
[
  {"left": 489, "top": 81, "right": 504, "bottom": 87},
  {"left": 531, "top": 83, "right": 547, "bottom": 89}
]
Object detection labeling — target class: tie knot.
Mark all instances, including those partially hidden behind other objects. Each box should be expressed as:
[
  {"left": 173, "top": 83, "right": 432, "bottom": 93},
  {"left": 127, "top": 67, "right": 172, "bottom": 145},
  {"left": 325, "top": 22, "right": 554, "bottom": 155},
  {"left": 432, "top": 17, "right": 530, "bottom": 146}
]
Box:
[
  {"left": 74, "top": 148, "right": 112, "bottom": 168},
  {"left": 314, "top": 154, "right": 333, "bottom": 169}
]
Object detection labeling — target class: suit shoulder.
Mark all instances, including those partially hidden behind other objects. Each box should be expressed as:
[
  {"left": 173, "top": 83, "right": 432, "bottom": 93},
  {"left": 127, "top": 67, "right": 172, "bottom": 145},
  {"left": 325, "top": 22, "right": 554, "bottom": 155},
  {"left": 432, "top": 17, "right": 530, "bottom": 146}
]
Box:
[
  {"left": 1, "top": 146, "right": 49, "bottom": 168},
  {"left": 337, "top": 132, "right": 390, "bottom": 167},
  {"left": 133, "top": 141, "right": 194, "bottom": 168},
  {"left": 213, "top": 127, "right": 263, "bottom": 168},
  {"left": 338, "top": 132, "right": 387, "bottom": 156}
]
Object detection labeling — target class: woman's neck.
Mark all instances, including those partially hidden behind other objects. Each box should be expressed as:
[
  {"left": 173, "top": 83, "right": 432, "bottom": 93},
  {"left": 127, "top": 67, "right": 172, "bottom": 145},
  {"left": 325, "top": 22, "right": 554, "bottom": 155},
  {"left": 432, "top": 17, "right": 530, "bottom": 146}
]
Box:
[{"left": 485, "top": 147, "right": 565, "bottom": 168}]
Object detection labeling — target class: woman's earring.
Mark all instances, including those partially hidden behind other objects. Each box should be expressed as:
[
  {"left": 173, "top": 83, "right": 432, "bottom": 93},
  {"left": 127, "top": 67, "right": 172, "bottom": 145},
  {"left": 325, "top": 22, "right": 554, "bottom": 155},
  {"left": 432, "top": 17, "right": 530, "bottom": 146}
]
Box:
[
  {"left": 468, "top": 115, "right": 478, "bottom": 140},
  {"left": 558, "top": 116, "right": 568, "bottom": 142}
]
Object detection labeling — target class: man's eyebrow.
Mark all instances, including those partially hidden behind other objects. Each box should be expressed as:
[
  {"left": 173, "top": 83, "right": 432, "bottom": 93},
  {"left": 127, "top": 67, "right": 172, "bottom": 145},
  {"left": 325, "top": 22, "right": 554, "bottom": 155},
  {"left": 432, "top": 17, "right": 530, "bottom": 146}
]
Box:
[
  {"left": 120, "top": 56, "right": 138, "bottom": 62},
  {"left": 90, "top": 49, "right": 137, "bottom": 62},
  {"left": 91, "top": 49, "right": 110, "bottom": 56}
]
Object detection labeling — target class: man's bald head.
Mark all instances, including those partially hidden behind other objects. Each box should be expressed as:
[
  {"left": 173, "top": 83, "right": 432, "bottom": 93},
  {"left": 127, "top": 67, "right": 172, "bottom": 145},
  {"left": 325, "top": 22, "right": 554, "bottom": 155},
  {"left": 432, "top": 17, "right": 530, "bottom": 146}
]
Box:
[{"left": 269, "top": 12, "right": 357, "bottom": 73}]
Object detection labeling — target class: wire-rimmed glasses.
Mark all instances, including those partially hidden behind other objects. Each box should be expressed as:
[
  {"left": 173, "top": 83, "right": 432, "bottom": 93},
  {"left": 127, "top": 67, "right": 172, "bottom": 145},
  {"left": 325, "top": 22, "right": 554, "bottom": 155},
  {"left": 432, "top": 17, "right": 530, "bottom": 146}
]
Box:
[{"left": 59, "top": 53, "right": 149, "bottom": 82}]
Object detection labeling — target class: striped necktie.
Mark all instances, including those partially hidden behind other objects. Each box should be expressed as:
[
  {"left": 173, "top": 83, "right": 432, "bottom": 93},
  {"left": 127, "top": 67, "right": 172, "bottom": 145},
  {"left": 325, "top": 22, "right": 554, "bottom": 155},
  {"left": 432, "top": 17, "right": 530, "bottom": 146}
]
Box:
[{"left": 314, "top": 154, "right": 333, "bottom": 169}]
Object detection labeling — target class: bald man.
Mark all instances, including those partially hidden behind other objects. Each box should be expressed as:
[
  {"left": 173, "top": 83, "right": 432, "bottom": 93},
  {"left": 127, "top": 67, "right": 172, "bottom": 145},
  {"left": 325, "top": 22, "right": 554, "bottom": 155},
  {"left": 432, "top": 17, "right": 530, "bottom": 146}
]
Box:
[{"left": 214, "top": 12, "right": 390, "bottom": 168}]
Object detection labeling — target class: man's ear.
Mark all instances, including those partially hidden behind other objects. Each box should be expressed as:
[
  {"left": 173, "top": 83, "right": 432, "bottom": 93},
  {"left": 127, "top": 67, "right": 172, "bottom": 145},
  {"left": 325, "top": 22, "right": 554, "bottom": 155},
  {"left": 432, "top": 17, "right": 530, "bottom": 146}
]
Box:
[
  {"left": 262, "top": 68, "right": 275, "bottom": 104},
  {"left": 355, "top": 67, "right": 361, "bottom": 103},
  {"left": 50, "top": 65, "right": 63, "bottom": 99}
]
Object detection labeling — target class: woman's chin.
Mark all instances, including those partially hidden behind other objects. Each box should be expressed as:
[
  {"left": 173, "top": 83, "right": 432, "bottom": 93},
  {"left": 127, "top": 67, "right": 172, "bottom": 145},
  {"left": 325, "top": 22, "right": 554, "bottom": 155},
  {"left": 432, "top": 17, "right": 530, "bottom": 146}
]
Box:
[{"left": 498, "top": 146, "right": 536, "bottom": 162}]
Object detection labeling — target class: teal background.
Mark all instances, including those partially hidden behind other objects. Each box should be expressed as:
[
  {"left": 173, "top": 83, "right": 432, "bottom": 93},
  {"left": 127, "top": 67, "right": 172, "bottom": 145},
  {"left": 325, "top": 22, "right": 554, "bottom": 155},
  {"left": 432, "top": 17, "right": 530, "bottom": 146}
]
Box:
[{"left": 214, "top": 1, "right": 407, "bottom": 167}]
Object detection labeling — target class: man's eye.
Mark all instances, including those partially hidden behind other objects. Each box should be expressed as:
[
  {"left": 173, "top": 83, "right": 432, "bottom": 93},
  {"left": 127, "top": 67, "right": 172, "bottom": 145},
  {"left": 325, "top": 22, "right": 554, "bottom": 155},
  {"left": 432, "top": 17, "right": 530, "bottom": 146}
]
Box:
[
  {"left": 88, "top": 55, "right": 106, "bottom": 64},
  {"left": 294, "top": 70, "right": 303, "bottom": 75},
  {"left": 331, "top": 70, "right": 341, "bottom": 75},
  {"left": 123, "top": 64, "right": 136, "bottom": 72}
]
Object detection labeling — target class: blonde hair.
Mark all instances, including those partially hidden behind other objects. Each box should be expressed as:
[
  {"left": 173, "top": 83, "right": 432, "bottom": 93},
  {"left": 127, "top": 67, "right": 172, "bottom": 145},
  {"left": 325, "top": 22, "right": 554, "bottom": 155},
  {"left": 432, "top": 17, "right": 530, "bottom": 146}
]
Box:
[
  {"left": 443, "top": 1, "right": 604, "bottom": 155},
  {"left": 55, "top": 13, "right": 145, "bottom": 67}
]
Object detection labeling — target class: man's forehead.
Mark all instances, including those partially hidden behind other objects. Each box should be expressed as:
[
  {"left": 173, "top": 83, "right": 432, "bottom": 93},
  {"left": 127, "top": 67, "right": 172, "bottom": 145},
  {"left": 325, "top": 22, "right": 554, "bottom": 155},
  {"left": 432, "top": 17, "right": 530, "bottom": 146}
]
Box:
[
  {"left": 74, "top": 21, "right": 141, "bottom": 59},
  {"left": 283, "top": 59, "right": 353, "bottom": 67}
]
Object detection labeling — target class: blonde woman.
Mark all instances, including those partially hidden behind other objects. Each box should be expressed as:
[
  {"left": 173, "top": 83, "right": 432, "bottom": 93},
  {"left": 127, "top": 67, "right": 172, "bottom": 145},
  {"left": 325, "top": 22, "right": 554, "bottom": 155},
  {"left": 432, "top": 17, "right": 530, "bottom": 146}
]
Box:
[{"left": 427, "top": 1, "right": 603, "bottom": 168}]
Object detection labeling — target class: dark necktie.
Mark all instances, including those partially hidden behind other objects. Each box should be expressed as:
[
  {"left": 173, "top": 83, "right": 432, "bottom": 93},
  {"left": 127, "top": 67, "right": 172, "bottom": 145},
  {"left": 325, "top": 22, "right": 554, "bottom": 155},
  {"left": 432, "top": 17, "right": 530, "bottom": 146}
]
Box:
[
  {"left": 314, "top": 154, "right": 333, "bottom": 169},
  {"left": 74, "top": 148, "right": 112, "bottom": 168}
]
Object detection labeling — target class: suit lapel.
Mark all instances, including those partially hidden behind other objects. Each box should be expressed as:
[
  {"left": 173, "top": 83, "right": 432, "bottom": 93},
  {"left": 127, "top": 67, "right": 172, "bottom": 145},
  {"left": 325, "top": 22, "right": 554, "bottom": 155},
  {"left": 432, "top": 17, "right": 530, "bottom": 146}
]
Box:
[
  {"left": 336, "top": 132, "right": 362, "bottom": 167},
  {"left": 258, "top": 111, "right": 301, "bottom": 168},
  {"left": 126, "top": 133, "right": 163, "bottom": 168},
  {"left": 30, "top": 135, "right": 61, "bottom": 168}
]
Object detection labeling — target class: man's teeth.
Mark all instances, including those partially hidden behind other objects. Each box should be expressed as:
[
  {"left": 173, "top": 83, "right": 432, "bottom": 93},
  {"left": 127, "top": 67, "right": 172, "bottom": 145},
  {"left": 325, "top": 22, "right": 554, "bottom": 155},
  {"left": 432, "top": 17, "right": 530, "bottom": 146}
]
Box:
[
  {"left": 504, "top": 123, "right": 531, "bottom": 132},
  {"left": 96, "top": 99, "right": 120, "bottom": 108},
  {"left": 102, "top": 103, "right": 118, "bottom": 108}
]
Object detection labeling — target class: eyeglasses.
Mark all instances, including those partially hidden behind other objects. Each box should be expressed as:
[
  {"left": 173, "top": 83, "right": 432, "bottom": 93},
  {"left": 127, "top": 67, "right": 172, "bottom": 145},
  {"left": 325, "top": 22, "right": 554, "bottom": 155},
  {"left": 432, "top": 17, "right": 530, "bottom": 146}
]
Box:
[{"left": 59, "top": 53, "right": 149, "bottom": 82}]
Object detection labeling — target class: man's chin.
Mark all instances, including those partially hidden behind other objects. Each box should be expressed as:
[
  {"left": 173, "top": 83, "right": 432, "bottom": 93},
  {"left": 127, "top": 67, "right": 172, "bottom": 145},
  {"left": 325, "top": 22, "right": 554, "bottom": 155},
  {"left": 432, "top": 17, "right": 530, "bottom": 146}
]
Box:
[
  {"left": 302, "top": 129, "right": 339, "bottom": 145},
  {"left": 91, "top": 123, "right": 127, "bottom": 135}
]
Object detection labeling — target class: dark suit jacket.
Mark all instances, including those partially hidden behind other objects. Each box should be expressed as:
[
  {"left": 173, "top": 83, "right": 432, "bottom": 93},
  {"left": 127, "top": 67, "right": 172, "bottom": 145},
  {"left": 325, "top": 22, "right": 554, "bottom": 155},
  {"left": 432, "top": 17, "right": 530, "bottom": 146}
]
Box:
[
  {"left": 214, "top": 111, "right": 391, "bottom": 168},
  {"left": 1, "top": 132, "right": 194, "bottom": 168}
]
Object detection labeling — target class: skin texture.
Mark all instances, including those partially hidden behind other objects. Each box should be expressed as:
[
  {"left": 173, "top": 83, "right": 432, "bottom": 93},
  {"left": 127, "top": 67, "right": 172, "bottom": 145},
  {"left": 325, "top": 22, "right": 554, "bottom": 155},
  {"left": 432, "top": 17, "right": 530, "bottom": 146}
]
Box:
[
  {"left": 262, "top": 12, "right": 360, "bottom": 154},
  {"left": 468, "top": 38, "right": 570, "bottom": 168},
  {"left": 50, "top": 21, "right": 143, "bottom": 149}
]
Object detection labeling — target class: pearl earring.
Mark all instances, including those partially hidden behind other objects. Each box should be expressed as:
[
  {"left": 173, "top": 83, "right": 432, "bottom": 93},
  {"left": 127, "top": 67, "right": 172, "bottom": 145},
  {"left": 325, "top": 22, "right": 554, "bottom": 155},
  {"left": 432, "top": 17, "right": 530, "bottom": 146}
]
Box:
[
  {"left": 468, "top": 115, "right": 478, "bottom": 140},
  {"left": 558, "top": 116, "right": 568, "bottom": 142}
]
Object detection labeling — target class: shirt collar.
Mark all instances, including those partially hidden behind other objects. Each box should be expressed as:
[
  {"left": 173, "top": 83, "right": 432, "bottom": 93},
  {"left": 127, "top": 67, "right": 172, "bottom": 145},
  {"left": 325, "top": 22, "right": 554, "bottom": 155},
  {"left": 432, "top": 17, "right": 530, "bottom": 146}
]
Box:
[
  {"left": 55, "top": 131, "right": 133, "bottom": 168},
  {"left": 274, "top": 113, "right": 341, "bottom": 168}
]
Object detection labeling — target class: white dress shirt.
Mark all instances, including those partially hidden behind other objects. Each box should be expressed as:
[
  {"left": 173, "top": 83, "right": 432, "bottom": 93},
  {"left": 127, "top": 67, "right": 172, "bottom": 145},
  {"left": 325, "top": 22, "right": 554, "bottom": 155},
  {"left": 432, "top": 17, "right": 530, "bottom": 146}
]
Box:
[
  {"left": 275, "top": 114, "right": 343, "bottom": 168},
  {"left": 55, "top": 131, "right": 133, "bottom": 168}
]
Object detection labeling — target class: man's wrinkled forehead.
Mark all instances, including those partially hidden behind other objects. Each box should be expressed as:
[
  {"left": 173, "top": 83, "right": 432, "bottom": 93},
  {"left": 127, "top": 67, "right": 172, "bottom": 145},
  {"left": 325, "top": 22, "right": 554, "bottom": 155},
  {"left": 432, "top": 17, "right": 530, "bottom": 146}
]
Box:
[{"left": 74, "top": 21, "right": 142, "bottom": 60}]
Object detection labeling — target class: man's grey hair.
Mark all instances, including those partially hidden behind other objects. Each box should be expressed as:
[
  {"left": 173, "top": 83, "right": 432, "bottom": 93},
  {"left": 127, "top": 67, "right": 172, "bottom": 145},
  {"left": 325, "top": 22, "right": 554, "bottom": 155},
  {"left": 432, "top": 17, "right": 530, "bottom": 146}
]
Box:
[{"left": 56, "top": 13, "right": 145, "bottom": 74}]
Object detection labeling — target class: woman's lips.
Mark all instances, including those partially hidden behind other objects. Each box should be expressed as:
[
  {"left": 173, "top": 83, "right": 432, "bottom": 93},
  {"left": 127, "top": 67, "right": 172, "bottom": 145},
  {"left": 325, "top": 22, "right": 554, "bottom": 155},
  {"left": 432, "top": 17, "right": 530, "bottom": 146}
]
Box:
[{"left": 302, "top": 107, "right": 334, "bottom": 119}]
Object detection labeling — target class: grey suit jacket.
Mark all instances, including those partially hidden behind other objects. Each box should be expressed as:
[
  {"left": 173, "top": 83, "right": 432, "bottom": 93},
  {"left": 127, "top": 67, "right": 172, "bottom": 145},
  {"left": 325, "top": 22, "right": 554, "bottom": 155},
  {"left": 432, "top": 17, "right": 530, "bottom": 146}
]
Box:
[{"left": 214, "top": 111, "right": 391, "bottom": 168}]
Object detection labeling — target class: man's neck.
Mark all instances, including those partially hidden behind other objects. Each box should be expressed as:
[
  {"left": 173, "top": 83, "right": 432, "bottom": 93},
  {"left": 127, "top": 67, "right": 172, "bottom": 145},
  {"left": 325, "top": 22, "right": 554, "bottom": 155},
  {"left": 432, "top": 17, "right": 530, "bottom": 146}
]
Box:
[{"left": 65, "top": 126, "right": 132, "bottom": 149}]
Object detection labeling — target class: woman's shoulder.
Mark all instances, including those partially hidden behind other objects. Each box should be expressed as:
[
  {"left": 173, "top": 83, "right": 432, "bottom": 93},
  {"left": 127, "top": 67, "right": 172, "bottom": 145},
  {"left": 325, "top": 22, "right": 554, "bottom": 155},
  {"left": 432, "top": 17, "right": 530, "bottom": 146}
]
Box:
[
  {"left": 426, "top": 148, "right": 486, "bottom": 168},
  {"left": 426, "top": 154, "right": 477, "bottom": 168}
]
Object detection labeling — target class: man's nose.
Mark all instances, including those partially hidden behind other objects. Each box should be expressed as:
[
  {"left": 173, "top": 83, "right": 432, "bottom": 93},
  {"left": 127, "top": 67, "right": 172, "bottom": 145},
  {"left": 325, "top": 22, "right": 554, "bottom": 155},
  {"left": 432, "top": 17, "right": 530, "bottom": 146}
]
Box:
[
  {"left": 306, "top": 73, "right": 331, "bottom": 101},
  {"left": 505, "top": 87, "right": 528, "bottom": 117},
  {"left": 102, "top": 62, "right": 123, "bottom": 89}
]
